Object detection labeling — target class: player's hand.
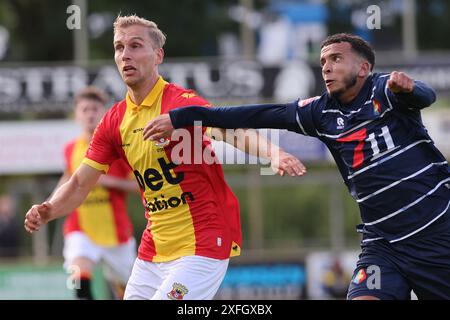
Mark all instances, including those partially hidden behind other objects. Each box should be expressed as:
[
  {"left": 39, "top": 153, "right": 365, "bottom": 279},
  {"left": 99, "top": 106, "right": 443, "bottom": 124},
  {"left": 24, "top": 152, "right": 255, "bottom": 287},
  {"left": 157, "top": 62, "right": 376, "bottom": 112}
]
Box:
[
  {"left": 143, "top": 114, "right": 174, "bottom": 141},
  {"left": 387, "top": 71, "right": 415, "bottom": 93},
  {"left": 271, "top": 150, "right": 307, "bottom": 177},
  {"left": 24, "top": 202, "right": 52, "bottom": 233}
]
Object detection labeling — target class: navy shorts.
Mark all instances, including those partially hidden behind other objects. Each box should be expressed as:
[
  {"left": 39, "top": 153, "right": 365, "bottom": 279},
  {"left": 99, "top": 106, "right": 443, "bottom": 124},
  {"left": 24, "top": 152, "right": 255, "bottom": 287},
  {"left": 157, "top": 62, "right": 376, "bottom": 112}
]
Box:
[{"left": 347, "top": 212, "right": 450, "bottom": 300}]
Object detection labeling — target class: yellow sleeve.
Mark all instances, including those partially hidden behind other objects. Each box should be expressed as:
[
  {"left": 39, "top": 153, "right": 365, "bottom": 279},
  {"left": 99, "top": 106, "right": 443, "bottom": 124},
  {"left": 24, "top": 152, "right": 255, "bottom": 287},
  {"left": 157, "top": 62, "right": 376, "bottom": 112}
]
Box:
[{"left": 82, "top": 157, "right": 109, "bottom": 173}]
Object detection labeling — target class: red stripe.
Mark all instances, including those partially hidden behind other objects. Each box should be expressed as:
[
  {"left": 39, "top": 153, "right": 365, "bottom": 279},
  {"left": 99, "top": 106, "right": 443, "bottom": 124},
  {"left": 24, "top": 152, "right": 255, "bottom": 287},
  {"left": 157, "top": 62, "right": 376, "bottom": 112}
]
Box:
[
  {"left": 64, "top": 140, "right": 76, "bottom": 173},
  {"left": 63, "top": 140, "right": 80, "bottom": 235},
  {"left": 63, "top": 209, "right": 81, "bottom": 235}
]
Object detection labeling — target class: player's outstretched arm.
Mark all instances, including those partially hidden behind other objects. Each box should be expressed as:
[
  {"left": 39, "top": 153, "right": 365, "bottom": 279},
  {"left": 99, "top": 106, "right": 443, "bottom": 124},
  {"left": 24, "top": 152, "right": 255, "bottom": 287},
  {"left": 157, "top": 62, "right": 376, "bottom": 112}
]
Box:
[
  {"left": 387, "top": 71, "right": 436, "bottom": 109},
  {"left": 209, "top": 127, "right": 306, "bottom": 177},
  {"left": 142, "top": 102, "right": 298, "bottom": 142},
  {"left": 24, "top": 163, "right": 102, "bottom": 233}
]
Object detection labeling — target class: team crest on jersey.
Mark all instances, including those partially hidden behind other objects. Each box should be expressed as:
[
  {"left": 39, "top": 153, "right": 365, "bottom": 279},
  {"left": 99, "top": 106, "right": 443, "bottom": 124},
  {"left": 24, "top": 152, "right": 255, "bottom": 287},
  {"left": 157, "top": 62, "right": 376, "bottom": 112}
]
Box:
[
  {"left": 167, "top": 282, "right": 189, "bottom": 300},
  {"left": 298, "top": 96, "right": 320, "bottom": 107},
  {"left": 373, "top": 99, "right": 382, "bottom": 115},
  {"left": 352, "top": 268, "right": 367, "bottom": 285}
]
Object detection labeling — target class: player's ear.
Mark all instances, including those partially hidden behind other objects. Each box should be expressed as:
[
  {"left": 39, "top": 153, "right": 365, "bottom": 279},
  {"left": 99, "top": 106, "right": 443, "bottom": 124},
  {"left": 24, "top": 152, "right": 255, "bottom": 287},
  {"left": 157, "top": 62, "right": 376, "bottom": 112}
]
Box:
[
  {"left": 155, "top": 48, "right": 164, "bottom": 66},
  {"left": 358, "top": 60, "right": 371, "bottom": 78}
]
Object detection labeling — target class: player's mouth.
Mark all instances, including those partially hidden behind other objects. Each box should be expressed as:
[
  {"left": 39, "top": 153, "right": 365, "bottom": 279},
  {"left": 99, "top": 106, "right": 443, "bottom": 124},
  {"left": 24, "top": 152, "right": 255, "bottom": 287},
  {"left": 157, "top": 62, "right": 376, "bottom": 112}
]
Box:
[
  {"left": 123, "top": 65, "right": 137, "bottom": 76},
  {"left": 325, "top": 79, "right": 335, "bottom": 87}
]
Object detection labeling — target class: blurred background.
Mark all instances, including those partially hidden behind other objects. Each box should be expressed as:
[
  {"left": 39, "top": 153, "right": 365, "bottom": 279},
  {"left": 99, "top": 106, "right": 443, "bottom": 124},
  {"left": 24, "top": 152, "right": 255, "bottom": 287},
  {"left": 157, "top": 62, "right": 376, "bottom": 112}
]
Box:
[{"left": 0, "top": 0, "right": 449, "bottom": 299}]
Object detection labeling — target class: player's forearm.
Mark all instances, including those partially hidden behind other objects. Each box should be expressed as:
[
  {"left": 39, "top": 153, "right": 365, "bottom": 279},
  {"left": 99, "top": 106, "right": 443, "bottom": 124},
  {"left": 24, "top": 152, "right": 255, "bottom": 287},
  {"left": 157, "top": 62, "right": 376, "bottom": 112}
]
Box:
[
  {"left": 47, "top": 164, "right": 101, "bottom": 221},
  {"left": 395, "top": 81, "right": 436, "bottom": 109},
  {"left": 169, "top": 102, "right": 299, "bottom": 131},
  {"left": 46, "top": 176, "right": 94, "bottom": 221},
  {"left": 238, "top": 130, "right": 280, "bottom": 160},
  {"left": 218, "top": 128, "right": 280, "bottom": 160}
]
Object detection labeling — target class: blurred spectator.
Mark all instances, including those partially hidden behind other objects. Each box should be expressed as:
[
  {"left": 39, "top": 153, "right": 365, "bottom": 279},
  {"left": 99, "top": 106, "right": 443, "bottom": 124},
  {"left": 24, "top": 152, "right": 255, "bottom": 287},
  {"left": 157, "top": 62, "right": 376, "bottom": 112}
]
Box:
[
  {"left": 321, "top": 257, "right": 351, "bottom": 299},
  {"left": 257, "top": 12, "right": 291, "bottom": 66},
  {"left": 0, "top": 194, "right": 20, "bottom": 257}
]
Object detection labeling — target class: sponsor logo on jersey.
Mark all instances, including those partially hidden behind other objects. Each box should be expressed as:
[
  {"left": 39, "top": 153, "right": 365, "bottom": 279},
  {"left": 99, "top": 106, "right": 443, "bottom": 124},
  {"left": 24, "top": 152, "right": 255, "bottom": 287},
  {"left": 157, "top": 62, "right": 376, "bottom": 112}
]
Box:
[{"left": 145, "top": 192, "right": 194, "bottom": 213}]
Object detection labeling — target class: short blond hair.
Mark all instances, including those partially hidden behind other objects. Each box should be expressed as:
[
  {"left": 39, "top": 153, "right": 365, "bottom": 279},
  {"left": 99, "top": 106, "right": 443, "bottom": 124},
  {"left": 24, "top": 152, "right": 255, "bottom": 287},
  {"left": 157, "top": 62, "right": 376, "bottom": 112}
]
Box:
[{"left": 113, "top": 14, "right": 166, "bottom": 49}]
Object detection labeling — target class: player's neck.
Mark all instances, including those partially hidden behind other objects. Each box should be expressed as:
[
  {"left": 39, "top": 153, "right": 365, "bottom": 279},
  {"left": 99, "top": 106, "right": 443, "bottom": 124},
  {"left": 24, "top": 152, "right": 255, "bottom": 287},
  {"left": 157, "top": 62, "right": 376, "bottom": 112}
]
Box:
[
  {"left": 338, "top": 76, "right": 368, "bottom": 105},
  {"left": 127, "top": 74, "right": 160, "bottom": 106}
]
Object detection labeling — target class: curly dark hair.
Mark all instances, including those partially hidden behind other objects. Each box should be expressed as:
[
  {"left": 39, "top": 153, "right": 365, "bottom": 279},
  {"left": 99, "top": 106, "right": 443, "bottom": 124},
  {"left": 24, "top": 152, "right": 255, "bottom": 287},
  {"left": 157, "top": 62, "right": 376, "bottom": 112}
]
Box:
[{"left": 321, "top": 33, "right": 375, "bottom": 71}]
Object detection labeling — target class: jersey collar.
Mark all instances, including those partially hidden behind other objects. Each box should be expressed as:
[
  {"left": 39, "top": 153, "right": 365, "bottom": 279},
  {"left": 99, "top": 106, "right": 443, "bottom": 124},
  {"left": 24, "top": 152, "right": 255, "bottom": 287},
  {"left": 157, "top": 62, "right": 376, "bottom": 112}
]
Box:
[{"left": 126, "top": 76, "right": 168, "bottom": 111}]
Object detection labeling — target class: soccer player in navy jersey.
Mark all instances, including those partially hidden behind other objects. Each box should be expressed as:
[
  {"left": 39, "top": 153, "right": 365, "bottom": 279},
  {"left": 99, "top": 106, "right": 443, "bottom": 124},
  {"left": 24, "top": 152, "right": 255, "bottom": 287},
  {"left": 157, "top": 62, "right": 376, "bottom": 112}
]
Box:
[{"left": 144, "top": 33, "right": 450, "bottom": 300}]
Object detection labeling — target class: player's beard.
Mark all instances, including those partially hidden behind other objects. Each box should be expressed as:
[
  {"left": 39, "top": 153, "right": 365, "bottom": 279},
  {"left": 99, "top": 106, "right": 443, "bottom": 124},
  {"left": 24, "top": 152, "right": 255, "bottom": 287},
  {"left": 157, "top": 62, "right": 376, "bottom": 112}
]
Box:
[{"left": 329, "top": 73, "right": 358, "bottom": 99}]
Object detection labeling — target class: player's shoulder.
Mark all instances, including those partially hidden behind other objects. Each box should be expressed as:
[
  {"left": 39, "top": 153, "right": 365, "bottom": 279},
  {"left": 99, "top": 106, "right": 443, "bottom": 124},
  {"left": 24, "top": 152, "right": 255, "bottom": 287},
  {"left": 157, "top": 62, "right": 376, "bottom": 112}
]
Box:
[
  {"left": 298, "top": 93, "right": 327, "bottom": 109},
  {"left": 106, "top": 99, "right": 127, "bottom": 118},
  {"left": 99, "top": 99, "right": 127, "bottom": 129},
  {"left": 371, "top": 72, "right": 391, "bottom": 86},
  {"left": 162, "top": 83, "right": 210, "bottom": 109}
]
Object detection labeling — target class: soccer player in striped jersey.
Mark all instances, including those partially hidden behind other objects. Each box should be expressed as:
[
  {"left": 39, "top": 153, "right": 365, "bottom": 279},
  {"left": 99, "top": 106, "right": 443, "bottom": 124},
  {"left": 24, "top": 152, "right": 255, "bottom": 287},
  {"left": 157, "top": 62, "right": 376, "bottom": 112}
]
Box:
[
  {"left": 56, "top": 87, "right": 139, "bottom": 299},
  {"left": 145, "top": 33, "right": 450, "bottom": 300},
  {"left": 24, "top": 15, "right": 305, "bottom": 300}
]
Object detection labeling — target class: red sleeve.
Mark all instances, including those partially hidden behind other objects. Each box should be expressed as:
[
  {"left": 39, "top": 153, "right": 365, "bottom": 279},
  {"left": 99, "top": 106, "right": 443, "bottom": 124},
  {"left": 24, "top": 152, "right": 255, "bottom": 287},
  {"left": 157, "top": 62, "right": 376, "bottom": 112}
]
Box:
[
  {"left": 84, "top": 103, "right": 125, "bottom": 171},
  {"left": 107, "top": 158, "right": 132, "bottom": 178},
  {"left": 161, "top": 85, "right": 211, "bottom": 113},
  {"left": 172, "top": 90, "right": 211, "bottom": 110}
]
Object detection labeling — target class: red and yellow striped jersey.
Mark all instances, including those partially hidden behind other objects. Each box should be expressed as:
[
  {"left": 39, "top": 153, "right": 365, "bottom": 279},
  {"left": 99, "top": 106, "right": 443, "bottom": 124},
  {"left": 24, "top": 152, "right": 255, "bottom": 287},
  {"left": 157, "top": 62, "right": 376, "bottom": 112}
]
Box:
[
  {"left": 63, "top": 137, "right": 133, "bottom": 246},
  {"left": 83, "top": 77, "right": 242, "bottom": 262}
]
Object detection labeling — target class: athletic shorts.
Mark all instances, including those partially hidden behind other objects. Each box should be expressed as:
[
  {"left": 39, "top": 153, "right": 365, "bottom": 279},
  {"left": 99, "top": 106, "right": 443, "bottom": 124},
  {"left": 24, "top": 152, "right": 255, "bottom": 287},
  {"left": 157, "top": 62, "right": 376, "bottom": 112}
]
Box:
[
  {"left": 124, "top": 255, "right": 229, "bottom": 300},
  {"left": 63, "top": 231, "right": 137, "bottom": 284},
  {"left": 347, "top": 212, "right": 450, "bottom": 300}
]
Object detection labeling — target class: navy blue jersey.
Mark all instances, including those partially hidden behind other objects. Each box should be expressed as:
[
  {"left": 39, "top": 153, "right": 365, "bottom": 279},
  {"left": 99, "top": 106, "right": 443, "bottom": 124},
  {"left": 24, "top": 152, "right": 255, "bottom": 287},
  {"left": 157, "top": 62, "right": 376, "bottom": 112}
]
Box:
[
  {"left": 170, "top": 73, "right": 450, "bottom": 243},
  {"left": 292, "top": 73, "right": 449, "bottom": 243}
]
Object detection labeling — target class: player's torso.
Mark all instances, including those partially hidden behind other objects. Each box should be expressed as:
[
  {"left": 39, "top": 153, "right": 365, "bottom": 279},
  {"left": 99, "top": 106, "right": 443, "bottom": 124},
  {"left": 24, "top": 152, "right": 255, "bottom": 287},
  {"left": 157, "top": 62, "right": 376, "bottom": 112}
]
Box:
[
  {"left": 313, "top": 79, "right": 449, "bottom": 240},
  {"left": 117, "top": 84, "right": 239, "bottom": 262}
]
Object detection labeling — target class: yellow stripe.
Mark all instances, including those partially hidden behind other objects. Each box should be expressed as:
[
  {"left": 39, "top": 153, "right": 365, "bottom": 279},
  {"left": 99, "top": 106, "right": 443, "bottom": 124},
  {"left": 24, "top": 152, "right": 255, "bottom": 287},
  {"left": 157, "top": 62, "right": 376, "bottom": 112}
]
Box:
[{"left": 82, "top": 157, "right": 109, "bottom": 173}]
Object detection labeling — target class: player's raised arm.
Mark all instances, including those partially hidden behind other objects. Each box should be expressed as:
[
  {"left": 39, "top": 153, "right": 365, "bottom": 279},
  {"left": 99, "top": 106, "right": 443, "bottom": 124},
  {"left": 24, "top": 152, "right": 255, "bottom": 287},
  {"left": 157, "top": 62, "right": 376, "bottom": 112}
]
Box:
[
  {"left": 24, "top": 163, "right": 102, "bottom": 233},
  {"left": 387, "top": 71, "right": 436, "bottom": 109}
]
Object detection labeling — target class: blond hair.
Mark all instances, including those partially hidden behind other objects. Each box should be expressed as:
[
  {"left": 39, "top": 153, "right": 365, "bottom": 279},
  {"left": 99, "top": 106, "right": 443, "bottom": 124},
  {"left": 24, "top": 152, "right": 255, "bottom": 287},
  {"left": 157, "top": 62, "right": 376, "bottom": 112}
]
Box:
[{"left": 113, "top": 14, "right": 166, "bottom": 49}]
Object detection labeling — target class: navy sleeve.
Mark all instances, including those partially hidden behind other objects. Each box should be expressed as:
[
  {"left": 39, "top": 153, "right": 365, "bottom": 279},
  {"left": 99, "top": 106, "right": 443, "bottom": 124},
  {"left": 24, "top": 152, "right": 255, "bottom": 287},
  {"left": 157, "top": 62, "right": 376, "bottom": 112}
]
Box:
[
  {"left": 393, "top": 80, "right": 436, "bottom": 110},
  {"left": 169, "top": 102, "right": 300, "bottom": 131}
]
